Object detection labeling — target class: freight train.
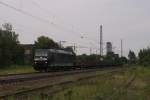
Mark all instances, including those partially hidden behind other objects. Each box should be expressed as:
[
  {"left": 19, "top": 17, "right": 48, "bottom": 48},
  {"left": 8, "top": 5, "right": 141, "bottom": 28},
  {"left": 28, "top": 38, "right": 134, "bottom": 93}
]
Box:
[{"left": 33, "top": 49, "right": 122, "bottom": 72}]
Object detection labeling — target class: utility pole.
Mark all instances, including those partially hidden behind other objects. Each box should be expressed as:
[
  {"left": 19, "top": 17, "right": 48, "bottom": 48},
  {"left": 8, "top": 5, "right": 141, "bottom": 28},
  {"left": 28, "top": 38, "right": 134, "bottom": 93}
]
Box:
[
  {"left": 96, "top": 50, "right": 98, "bottom": 55},
  {"left": 100, "top": 25, "right": 103, "bottom": 56},
  {"left": 73, "top": 43, "right": 77, "bottom": 53},
  {"left": 121, "top": 39, "right": 123, "bottom": 57},
  {"left": 59, "top": 41, "right": 66, "bottom": 48},
  {"left": 90, "top": 48, "right": 92, "bottom": 55}
]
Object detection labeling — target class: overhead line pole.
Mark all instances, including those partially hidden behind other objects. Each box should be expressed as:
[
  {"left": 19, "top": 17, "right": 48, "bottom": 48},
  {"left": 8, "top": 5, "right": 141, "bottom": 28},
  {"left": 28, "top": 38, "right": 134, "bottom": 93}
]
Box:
[{"left": 121, "top": 39, "right": 123, "bottom": 57}]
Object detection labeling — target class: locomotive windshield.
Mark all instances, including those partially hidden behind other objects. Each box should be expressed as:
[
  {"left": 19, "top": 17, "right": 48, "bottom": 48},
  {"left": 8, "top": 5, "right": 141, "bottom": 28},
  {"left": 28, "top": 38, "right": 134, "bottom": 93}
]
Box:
[{"left": 35, "top": 49, "right": 48, "bottom": 57}]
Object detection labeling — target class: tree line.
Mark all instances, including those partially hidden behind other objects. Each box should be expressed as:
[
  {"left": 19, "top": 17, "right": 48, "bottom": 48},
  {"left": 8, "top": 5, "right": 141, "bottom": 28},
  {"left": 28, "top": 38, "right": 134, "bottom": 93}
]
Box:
[
  {"left": 77, "top": 49, "right": 150, "bottom": 66},
  {"left": 0, "top": 23, "right": 150, "bottom": 67},
  {"left": 128, "top": 49, "right": 150, "bottom": 66}
]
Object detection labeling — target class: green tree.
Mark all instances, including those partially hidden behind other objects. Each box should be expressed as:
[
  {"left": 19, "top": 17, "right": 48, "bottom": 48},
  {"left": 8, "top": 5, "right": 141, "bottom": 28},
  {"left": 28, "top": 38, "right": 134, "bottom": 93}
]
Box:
[
  {"left": 34, "top": 36, "right": 60, "bottom": 49},
  {"left": 2, "top": 23, "right": 13, "bottom": 32},
  {"left": 128, "top": 50, "right": 136, "bottom": 64},
  {"left": 138, "top": 48, "right": 150, "bottom": 66},
  {"left": 120, "top": 56, "right": 128, "bottom": 64},
  {"left": 0, "top": 23, "right": 24, "bottom": 66}
]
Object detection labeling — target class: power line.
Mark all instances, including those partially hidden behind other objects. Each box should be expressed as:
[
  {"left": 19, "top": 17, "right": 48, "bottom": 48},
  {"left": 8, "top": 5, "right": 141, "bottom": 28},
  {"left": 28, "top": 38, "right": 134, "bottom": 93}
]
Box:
[
  {"left": 0, "top": 1, "right": 100, "bottom": 54},
  {"left": 0, "top": 1, "right": 79, "bottom": 35},
  {"left": 0, "top": 16, "right": 52, "bottom": 36},
  {"left": 30, "top": 0, "right": 100, "bottom": 50},
  {"left": 0, "top": 1, "right": 53, "bottom": 24},
  {"left": 0, "top": 0, "right": 97, "bottom": 41},
  {"left": 30, "top": 0, "right": 83, "bottom": 37}
]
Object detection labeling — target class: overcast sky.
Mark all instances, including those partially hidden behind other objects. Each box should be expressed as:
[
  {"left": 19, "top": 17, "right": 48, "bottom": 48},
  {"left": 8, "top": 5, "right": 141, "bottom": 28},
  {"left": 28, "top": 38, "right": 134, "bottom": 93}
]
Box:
[{"left": 0, "top": 0, "right": 150, "bottom": 56}]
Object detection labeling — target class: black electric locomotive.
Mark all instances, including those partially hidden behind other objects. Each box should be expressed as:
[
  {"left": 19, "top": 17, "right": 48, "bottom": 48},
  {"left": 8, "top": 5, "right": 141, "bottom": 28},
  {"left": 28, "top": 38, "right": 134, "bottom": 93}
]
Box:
[{"left": 33, "top": 49, "right": 76, "bottom": 71}]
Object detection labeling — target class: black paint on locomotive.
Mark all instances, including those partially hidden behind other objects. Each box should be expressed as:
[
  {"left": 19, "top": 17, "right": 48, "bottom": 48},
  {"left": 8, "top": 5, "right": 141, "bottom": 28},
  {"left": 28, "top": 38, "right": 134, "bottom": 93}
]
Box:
[{"left": 33, "top": 49, "right": 76, "bottom": 71}]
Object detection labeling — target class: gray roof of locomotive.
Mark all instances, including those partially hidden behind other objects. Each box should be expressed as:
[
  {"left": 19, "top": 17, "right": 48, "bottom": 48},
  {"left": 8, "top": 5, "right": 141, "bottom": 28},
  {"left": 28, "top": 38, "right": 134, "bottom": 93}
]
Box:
[
  {"left": 36, "top": 49, "right": 74, "bottom": 55},
  {"left": 49, "top": 49, "right": 74, "bottom": 55}
]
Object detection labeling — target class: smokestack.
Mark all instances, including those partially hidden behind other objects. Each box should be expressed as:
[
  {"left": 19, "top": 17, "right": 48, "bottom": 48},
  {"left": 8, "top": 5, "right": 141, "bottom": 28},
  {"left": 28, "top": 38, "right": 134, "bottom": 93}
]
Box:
[{"left": 100, "top": 25, "right": 103, "bottom": 56}]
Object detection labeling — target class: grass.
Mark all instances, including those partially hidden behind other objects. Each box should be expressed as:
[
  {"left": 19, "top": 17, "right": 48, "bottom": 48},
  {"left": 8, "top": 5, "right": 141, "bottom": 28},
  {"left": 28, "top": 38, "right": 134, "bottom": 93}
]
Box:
[
  {"left": 3, "top": 66, "right": 150, "bottom": 100},
  {"left": 50, "top": 66, "right": 150, "bottom": 100},
  {"left": 0, "top": 65, "right": 35, "bottom": 75}
]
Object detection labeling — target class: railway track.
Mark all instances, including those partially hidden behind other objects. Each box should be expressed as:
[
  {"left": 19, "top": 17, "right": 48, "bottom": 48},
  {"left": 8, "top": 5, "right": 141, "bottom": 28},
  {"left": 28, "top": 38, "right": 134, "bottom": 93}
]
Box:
[
  {"left": 0, "top": 67, "right": 117, "bottom": 85},
  {"left": 0, "top": 67, "right": 124, "bottom": 99}
]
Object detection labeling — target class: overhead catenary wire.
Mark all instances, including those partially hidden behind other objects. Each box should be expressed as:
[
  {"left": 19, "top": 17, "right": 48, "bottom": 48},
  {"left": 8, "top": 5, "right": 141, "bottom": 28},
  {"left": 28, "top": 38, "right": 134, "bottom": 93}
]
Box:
[
  {"left": 0, "top": 1, "right": 53, "bottom": 24},
  {"left": 0, "top": 1, "right": 84, "bottom": 43},
  {"left": 0, "top": 1, "right": 94, "bottom": 38},
  {"left": 0, "top": 1, "right": 101, "bottom": 54},
  {"left": 30, "top": 0, "right": 100, "bottom": 50},
  {"left": 30, "top": 0, "right": 84, "bottom": 38},
  {"left": 0, "top": 1, "right": 80, "bottom": 36},
  {"left": 0, "top": 16, "right": 55, "bottom": 37}
]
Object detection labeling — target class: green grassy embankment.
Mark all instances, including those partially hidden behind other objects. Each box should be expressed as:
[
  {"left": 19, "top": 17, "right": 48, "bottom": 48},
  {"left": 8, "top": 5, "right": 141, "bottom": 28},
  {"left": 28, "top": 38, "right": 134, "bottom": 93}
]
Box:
[
  {"left": 0, "top": 65, "right": 35, "bottom": 75},
  {"left": 50, "top": 66, "right": 150, "bottom": 100}
]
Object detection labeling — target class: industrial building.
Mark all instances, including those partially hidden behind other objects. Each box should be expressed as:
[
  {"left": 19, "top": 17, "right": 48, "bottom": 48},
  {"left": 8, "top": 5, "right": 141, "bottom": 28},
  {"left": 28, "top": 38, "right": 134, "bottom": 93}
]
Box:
[
  {"left": 106, "top": 42, "right": 113, "bottom": 54},
  {"left": 21, "top": 44, "right": 34, "bottom": 65}
]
